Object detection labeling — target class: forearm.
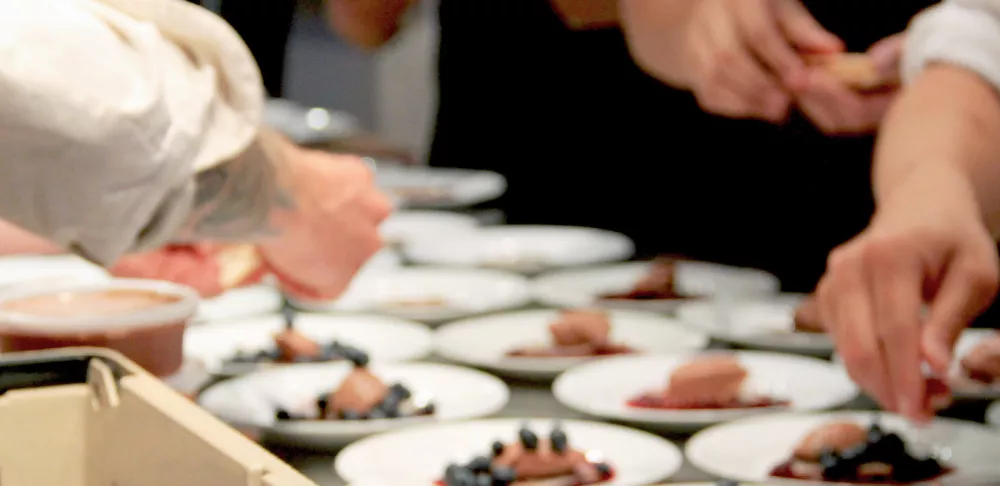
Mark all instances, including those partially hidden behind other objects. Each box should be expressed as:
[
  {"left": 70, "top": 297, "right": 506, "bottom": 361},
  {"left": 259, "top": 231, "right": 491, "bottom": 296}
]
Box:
[
  {"left": 873, "top": 64, "right": 1000, "bottom": 234},
  {"left": 0, "top": 221, "right": 61, "bottom": 256},
  {"left": 619, "top": 0, "right": 697, "bottom": 87},
  {"left": 327, "top": 0, "right": 417, "bottom": 49}
]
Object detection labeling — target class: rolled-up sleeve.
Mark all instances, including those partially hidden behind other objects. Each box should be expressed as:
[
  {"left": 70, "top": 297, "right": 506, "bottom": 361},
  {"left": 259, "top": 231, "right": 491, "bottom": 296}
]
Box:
[
  {"left": 903, "top": 0, "right": 1000, "bottom": 90},
  {"left": 0, "top": 0, "right": 263, "bottom": 266}
]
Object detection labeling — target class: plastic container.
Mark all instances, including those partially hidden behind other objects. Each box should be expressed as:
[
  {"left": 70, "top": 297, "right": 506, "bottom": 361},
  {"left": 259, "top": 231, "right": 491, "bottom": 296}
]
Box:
[
  {"left": 0, "top": 348, "right": 318, "bottom": 486},
  {"left": 0, "top": 279, "right": 198, "bottom": 376}
]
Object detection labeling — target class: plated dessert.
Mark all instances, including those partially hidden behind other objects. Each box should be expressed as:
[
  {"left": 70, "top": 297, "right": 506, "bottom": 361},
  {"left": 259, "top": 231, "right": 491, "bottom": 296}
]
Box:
[
  {"left": 275, "top": 351, "right": 434, "bottom": 422},
  {"left": 960, "top": 331, "right": 1000, "bottom": 384},
  {"left": 627, "top": 355, "right": 789, "bottom": 410},
  {"left": 506, "top": 309, "right": 634, "bottom": 358},
  {"left": 601, "top": 257, "right": 690, "bottom": 301},
  {"left": 225, "top": 326, "right": 366, "bottom": 365},
  {"left": 437, "top": 422, "right": 614, "bottom": 486},
  {"left": 770, "top": 420, "right": 951, "bottom": 483},
  {"left": 380, "top": 297, "right": 450, "bottom": 309}
]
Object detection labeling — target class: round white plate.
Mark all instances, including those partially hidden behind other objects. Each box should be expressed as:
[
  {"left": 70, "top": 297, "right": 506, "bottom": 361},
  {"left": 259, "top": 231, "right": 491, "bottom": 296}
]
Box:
[
  {"left": 376, "top": 166, "right": 507, "bottom": 209},
  {"left": 161, "top": 358, "right": 212, "bottom": 398},
  {"left": 532, "top": 261, "right": 780, "bottom": 313},
  {"left": 184, "top": 313, "right": 432, "bottom": 376},
  {"left": 676, "top": 295, "right": 832, "bottom": 356},
  {"left": 334, "top": 418, "right": 683, "bottom": 485},
  {"left": 357, "top": 248, "right": 403, "bottom": 276},
  {"left": 554, "top": 351, "right": 857, "bottom": 432},
  {"left": 686, "top": 411, "right": 1000, "bottom": 484},
  {"left": 195, "top": 285, "right": 282, "bottom": 323},
  {"left": 264, "top": 99, "right": 359, "bottom": 145},
  {"left": 404, "top": 226, "right": 635, "bottom": 275},
  {"left": 0, "top": 254, "right": 109, "bottom": 289},
  {"left": 380, "top": 210, "right": 479, "bottom": 247},
  {"left": 289, "top": 267, "right": 531, "bottom": 324},
  {"left": 198, "top": 362, "right": 509, "bottom": 449},
  {"left": 433, "top": 309, "right": 709, "bottom": 380}
]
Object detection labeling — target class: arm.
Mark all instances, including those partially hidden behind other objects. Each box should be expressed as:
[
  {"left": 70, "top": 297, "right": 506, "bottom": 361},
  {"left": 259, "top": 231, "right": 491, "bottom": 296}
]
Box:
[
  {"left": 873, "top": 0, "right": 1000, "bottom": 235},
  {"left": 326, "top": 0, "right": 418, "bottom": 49},
  {"left": 0, "top": 220, "right": 60, "bottom": 256},
  {"left": 618, "top": 0, "right": 698, "bottom": 87},
  {"left": 0, "top": 0, "right": 272, "bottom": 266}
]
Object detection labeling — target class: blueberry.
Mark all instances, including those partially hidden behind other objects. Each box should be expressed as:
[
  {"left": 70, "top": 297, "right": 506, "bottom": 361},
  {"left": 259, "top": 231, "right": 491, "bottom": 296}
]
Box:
[
  {"left": 596, "top": 463, "right": 612, "bottom": 478},
  {"left": 293, "top": 355, "right": 316, "bottom": 363},
  {"left": 340, "top": 409, "right": 363, "bottom": 421},
  {"left": 839, "top": 444, "right": 866, "bottom": 462},
  {"left": 367, "top": 408, "right": 388, "bottom": 420},
  {"left": 446, "top": 467, "right": 475, "bottom": 486},
  {"left": 422, "top": 402, "right": 436, "bottom": 415},
  {"left": 377, "top": 401, "right": 400, "bottom": 418},
  {"left": 518, "top": 427, "right": 538, "bottom": 450},
  {"left": 275, "top": 409, "right": 292, "bottom": 420},
  {"left": 256, "top": 349, "right": 275, "bottom": 361},
  {"left": 818, "top": 449, "right": 839, "bottom": 469},
  {"left": 868, "top": 422, "right": 884, "bottom": 442},
  {"left": 467, "top": 456, "right": 491, "bottom": 473},
  {"left": 877, "top": 432, "right": 906, "bottom": 457},
  {"left": 490, "top": 441, "right": 505, "bottom": 456},
  {"left": 474, "top": 473, "right": 492, "bottom": 486},
  {"left": 316, "top": 397, "right": 329, "bottom": 415},
  {"left": 550, "top": 427, "right": 568, "bottom": 453},
  {"left": 445, "top": 464, "right": 464, "bottom": 481},
  {"left": 490, "top": 465, "right": 516, "bottom": 485},
  {"left": 347, "top": 349, "right": 370, "bottom": 367},
  {"left": 389, "top": 383, "right": 412, "bottom": 400}
]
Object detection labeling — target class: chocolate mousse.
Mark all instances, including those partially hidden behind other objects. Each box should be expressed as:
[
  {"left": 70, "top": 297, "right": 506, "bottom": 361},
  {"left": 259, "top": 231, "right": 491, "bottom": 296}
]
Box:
[
  {"left": 628, "top": 355, "right": 789, "bottom": 410},
  {"left": 960, "top": 333, "right": 1000, "bottom": 383},
  {"left": 793, "top": 295, "right": 824, "bottom": 333},
  {"left": 770, "top": 420, "right": 951, "bottom": 483},
  {"left": 601, "top": 256, "right": 689, "bottom": 301},
  {"left": 438, "top": 422, "right": 613, "bottom": 486},
  {"left": 275, "top": 351, "right": 434, "bottom": 421},
  {"left": 507, "top": 308, "right": 634, "bottom": 358}
]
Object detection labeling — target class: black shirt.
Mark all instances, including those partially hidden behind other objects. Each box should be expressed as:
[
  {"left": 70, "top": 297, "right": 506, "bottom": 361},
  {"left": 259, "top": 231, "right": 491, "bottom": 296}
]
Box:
[{"left": 429, "top": 0, "right": 937, "bottom": 292}]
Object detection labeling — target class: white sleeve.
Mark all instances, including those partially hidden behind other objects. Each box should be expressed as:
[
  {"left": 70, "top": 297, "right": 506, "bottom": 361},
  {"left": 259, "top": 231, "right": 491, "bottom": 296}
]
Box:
[
  {"left": 903, "top": 0, "right": 1000, "bottom": 90},
  {"left": 0, "top": 0, "right": 264, "bottom": 266}
]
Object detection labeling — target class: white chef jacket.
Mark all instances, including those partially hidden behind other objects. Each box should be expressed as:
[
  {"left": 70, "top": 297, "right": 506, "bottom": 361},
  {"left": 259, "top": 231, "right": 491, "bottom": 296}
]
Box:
[
  {"left": 904, "top": 0, "right": 1000, "bottom": 91},
  {"left": 0, "top": 0, "right": 264, "bottom": 266}
]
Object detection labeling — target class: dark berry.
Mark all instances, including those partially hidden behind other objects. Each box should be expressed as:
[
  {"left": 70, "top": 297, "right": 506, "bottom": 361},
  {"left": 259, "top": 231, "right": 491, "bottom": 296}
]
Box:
[
  {"left": 467, "top": 456, "right": 491, "bottom": 474},
  {"left": 474, "top": 473, "right": 492, "bottom": 486},
  {"left": 316, "top": 397, "right": 329, "bottom": 415},
  {"left": 275, "top": 409, "right": 292, "bottom": 420},
  {"left": 293, "top": 355, "right": 316, "bottom": 363},
  {"left": 389, "top": 383, "right": 412, "bottom": 400},
  {"left": 596, "top": 463, "right": 612, "bottom": 478},
  {"left": 256, "top": 349, "right": 275, "bottom": 361},
  {"left": 839, "top": 444, "right": 866, "bottom": 462},
  {"left": 423, "top": 402, "right": 436, "bottom": 415},
  {"left": 378, "top": 401, "right": 400, "bottom": 418},
  {"left": 445, "top": 464, "right": 464, "bottom": 481},
  {"left": 446, "top": 467, "right": 475, "bottom": 486},
  {"left": 347, "top": 350, "right": 370, "bottom": 367},
  {"left": 340, "top": 409, "right": 362, "bottom": 421},
  {"left": 490, "top": 466, "right": 516, "bottom": 485},
  {"left": 550, "top": 428, "right": 568, "bottom": 453},
  {"left": 490, "top": 441, "right": 505, "bottom": 456},
  {"left": 367, "top": 408, "right": 388, "bottom": 420},
  {"left": 518, "top": 427, "right": 538, "bottom": 450},
  {"left": 819, "top": 449, "right": 839, "bottom": 469}
]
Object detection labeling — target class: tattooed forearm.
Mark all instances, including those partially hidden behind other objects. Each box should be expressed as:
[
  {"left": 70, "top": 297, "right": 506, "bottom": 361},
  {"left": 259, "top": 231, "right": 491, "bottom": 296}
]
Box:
[{"left": 179, "top": 129, "right": 297, "bottom": 241}]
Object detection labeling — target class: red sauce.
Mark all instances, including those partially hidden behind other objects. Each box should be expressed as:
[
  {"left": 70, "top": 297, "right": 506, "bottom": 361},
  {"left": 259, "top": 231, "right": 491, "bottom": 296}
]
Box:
[
  {"left": 769, "top": 461, "right": 954, "bottom": 484},
  {"left": 432, "top": 466, "right": 614, "bottom": 486},
  {"left": 626, "top": 395, "right": 789, "bottom": 410}
]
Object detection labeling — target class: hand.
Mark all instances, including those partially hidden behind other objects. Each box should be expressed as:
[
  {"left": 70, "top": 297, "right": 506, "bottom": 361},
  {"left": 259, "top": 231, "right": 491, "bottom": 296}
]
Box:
[
  {"left": 110, "top": 244, "right": 228, "bottom": 298},
  {"left": 258, "top": 147, "right": 392, "bottom": 300},
  {"left": 817, "top": 166, "right": 999, "bottom": 421},
  {"left": 683, "top": 0, "right": 842, "bottom": 121},
  {"left": 795, "top": 35, "right": 904, "bottom": 134}
]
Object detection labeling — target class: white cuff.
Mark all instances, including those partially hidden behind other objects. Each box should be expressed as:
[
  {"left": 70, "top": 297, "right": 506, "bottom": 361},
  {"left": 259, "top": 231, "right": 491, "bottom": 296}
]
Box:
[{"left": 904, "top": 2, "right": 1000, "bottom": 92}]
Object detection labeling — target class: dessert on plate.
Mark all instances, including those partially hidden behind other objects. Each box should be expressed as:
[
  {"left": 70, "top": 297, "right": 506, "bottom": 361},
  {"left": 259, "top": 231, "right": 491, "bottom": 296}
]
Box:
[
  {"left": 506, "top": 309, "right": 634, "bottom": 358},
  {"left": 226, "top": 327, "right": 364, "bottom": 365},
  {"left": 380, "top": 296, "right": 449, "bottom": 309},
  {"left": 770, "top": 420, "right": 951, "bottom": 483},
  {"left": 960, "top": 332, "right": 1000, "bottom": 384},
  {"left": 627, "top": 355, "right": 789, "bottom": 410},
  {"left": 275, "top": 351, "right": 434, "bottom": 421},
  {"left": 793, "top": 295, "right": 824, "bottom": 334},
  {"left": 437, "top": 422, "right": 614, "bottom": 486},
  {"left": 601, "top": 256, "right": 690, "bottom": 301}
]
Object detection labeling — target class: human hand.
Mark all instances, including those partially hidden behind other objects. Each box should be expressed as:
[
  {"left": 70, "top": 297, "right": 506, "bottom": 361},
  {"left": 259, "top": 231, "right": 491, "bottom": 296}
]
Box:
[
  {"left": 795, "top": 34, "right": 904, "bottom": 134},
  {"left": 817, "top": 166, "right": 999, "bottom": 421},
  {"left": 110, "top": 244, "right": 229, "bottom": 298},
  {"left": 258, "top": 147, "right": 392, "bottom": 300},
  {"left": 682, "top": 0, "right": 842, "bottom": 121}
]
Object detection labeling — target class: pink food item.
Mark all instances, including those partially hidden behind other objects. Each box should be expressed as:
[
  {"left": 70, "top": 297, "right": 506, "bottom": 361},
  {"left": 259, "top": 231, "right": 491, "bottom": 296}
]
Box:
[
  {"left": 627, "top": 355, "right": 790, "bottom": 410},
  {"left": 794, "top": 421, "right": 868, "bottom": 462},
  {"left": 602, "top": 256, "right": 688, "bottom": 301},
  {"left": 507, "top": 309, "right": 633, "bottom": 358},
  {"left": 794, "top": 295, "right": 824, "bottom": 333},
  {"left": 327, "top": 367, "right": 389, "bottom": 417},
  {"left": 961, "top": 333, "right": 1000, "bottom": 383},
  {"left": 273, "top": 329, "right": 322, "bottom": 362},
  {"left": 0, "top": 279, "right": 198, "bottom": 376}
]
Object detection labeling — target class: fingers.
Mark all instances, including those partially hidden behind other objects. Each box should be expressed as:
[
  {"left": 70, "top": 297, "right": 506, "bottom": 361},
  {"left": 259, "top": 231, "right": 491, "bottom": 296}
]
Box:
[
  {"left": 775, "top": 0, "right": 843, "bottom": 55},
  {"left": 819, "top": 245, "right": 897, "bottom": 411},
  {"left": 922, "top": 252, "right": 1000, "bottom": 376},
  {"left": 867, "top": 33, "right": 905, "bottom": 84},
  {"left": 733, "top": 0, "right": 806, "bottom": 86},
  {"left": 796, "top": 70, "right": 895, "bottom": 134}
]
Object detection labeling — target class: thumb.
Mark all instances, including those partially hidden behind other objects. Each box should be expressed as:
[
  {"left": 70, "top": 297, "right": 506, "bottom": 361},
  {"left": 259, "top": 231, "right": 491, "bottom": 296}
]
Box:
[
  {"left": 921, "top": 255, "right": 999, "bottom": 375},
  {"left": 776, "top": 0, "right": 843, "bottom": 53},
  {"left": 867, "top": 34, "right": 905, "bottom": 83}
]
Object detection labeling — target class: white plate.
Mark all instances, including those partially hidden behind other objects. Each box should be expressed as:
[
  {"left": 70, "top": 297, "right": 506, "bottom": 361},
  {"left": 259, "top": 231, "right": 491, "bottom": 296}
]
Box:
[
  {"left": 195, "top": 285, "right": 282, "bottom": 323},
  {"left": 986, "top": 400, "right": 1000, "bottom": 427},
  {"left": 264, "top": 99, "right": 359, "bottom": 145},
  {"left": 677, "top": 295, "right": 833, "bottom": 356},
  {"left": 289, "top": 267, "right": 531, "bottom": 324},
  {"left": 160, "top": 358, "right": 212, "bottom": 398},
  {"left": 198, "top": 362, "right": 509, "bottom": 449},
  {"left": 554, "top": 352, "right": 857, "bottom": 432},
  {"left": 334, "top": 418, "right": 683, "bottom": 485},
  {"left": 376, "top": 166, "right": 507, "bottom": 209},
  {"left": 404, "top": 226, "right": 635, "bottom": 274},
  {"left": 686, "top": 411, "right": 1000, "bottom": 485},
  {"left": 184, "top": 313, "right": 432, "bottom": 376},
  {"left": 433, "top": 309, "right": 709, "bottom": 380},
  {"left": 380, "top": 210, "right": 479, "bottom": 247},
  {"left": 532, "top": 261, "right": 780, "bottom": 313},
  {"left": 357, "top": 248, "right": 403, "bottom": 276},
  {"left": 0, "top": 254, "right": 109, "bottom": 288}
]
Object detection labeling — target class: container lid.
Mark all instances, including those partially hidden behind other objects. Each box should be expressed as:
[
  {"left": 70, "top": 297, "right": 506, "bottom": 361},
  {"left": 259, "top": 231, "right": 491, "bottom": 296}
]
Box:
[
  {"left": 0, "top": 254, "right": 109, "bottom": 289},
  {"left": 0, "top": 279, "right": 199, "bottom": 334}
]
